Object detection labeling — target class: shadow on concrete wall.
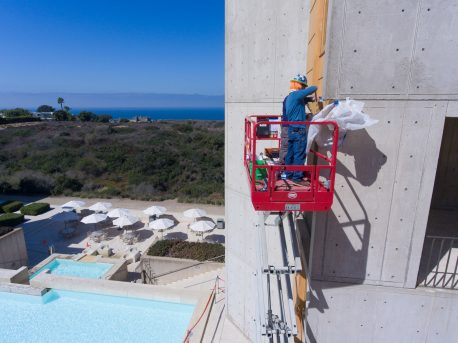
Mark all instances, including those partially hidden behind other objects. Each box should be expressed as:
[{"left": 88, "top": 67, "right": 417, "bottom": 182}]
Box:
[{"left": 302, "top": 129, "right": 385, "bottom": 342}]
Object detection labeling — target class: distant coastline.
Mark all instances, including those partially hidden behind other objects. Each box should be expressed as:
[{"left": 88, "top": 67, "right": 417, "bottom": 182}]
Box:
[{"left": 67, "top": 107, "right": 225, "bottom": 121}]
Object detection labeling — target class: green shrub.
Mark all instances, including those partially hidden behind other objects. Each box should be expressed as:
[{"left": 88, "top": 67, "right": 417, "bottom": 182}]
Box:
[
  {"left": 0, "top": 120, "right": 224, "bottom": 204},
  {"left": 0, "top": 226, "right": 14, "bottom": 237},
  {"left": 1, "top": 201, "right": 23, "bottom": 213},
  {"left": 52, "top": 175, "right": 83, "bottom": 194},
  {"left": 1, "top": 108, "right": 32, "bottom": 118},
  {"left": 20, "top": 202, "right": 50, "bottom": 216},
  {"left": 0, "top": 200, "right": 8, "bottom": 213},
  {"left": 0, "top": 213, "right": 24, "bottom": 227},
  {"left": 147, "top": 240, "right": 225, "bottom": 262},
  {"left": 148, "top": 239, "right": 176, "bottom": 257},
  {"left": 0, "top": 117, "right": 40, "bottom": 124}
]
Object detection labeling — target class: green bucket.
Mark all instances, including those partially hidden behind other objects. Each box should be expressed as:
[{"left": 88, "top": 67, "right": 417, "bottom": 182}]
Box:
[{"left": 249, "top": 159, "right": 268, "bottom": 180}]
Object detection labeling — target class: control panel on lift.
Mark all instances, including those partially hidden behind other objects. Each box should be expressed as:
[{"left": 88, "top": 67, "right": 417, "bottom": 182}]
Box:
[{"left": 244, "top": 115, "right": 339, "bottom": 212}]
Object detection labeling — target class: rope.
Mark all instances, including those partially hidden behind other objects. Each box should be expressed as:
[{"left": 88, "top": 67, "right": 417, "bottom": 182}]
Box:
[{"left": 182, "top": 276, "right": 223, "bottom": 343}]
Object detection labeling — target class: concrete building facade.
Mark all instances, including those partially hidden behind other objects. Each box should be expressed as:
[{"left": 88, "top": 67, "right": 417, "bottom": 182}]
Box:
[{"left": 225, "top": 0, "right": 458, "bottom": 342}]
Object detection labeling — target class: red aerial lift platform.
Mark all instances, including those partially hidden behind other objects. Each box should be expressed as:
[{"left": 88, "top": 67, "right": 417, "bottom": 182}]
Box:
[{"left": 244, "top": 114, "right": 339, "bottom": 212}]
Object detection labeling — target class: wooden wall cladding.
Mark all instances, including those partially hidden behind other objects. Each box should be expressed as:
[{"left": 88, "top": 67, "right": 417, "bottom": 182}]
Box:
[{"left": 306, "top": 0, "right": 328, "bottom": 95}]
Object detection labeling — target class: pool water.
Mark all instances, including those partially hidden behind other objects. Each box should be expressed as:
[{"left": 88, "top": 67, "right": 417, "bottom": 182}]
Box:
[
  {"left": 0, "top": 289, "right": 195, "bottom": 343},
  {"left": 30, "top": 259, "right": 113, "bottom": 279}
]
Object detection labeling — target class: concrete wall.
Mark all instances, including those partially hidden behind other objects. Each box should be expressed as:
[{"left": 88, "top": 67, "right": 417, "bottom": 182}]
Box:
[
  {"left": 310, "top": 100, "right": 446, "bottom": 288},
  {"left": 0, "top": 228, "right": 28, "bottom": 269},
  {"left": 311, "top": 0, "right": 458, "bottom": 289},
  {"left": 225, "top": 0, "right": 310, "bottom": 340},
  {"left": 307, "top": 280, "right": 458, "bottom": 343},
  {"left": 226, "top": 0, "right": 458, "bottom": 341},
  {"left": 324, "top": 0, "right": 458, "bottom": 101},
  {"left": 305, "top": 1, "right": 458, "bottom": 342}
]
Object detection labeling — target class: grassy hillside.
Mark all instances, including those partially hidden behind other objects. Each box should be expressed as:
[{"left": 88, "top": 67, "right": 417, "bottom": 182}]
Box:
[{"left": 0, "top": 121, "right": 224, "bottom": 205}]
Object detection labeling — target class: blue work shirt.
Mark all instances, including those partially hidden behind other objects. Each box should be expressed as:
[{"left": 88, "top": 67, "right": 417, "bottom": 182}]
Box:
[{"left": 283, "top": 86, "right": 317, "bottom": 128}]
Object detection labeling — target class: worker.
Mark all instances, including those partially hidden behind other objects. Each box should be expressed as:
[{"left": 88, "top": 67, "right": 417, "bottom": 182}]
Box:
[{"left": 283, "top": 74, "right": 317, "bottom": 184}]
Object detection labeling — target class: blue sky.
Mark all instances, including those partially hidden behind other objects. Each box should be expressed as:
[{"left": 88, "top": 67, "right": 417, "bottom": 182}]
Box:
[{"left": 0, "top": 0, "right": 224, "bottom": 95}]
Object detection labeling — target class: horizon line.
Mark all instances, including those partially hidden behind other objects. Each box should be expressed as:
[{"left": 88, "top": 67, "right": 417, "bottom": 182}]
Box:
[{"left": 0, "top": 91, "right": 224, "bottom": 97}]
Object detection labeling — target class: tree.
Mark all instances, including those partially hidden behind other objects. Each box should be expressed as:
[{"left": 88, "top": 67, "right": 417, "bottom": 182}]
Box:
[
  {"left": 78, "top": 111, "right": 96, "bottom": 122},
  {"left": 53, "top": 110, "right": 72, "bottom": 121},
  {"left": 37, "top": 105, "right": 55, "bottom": 112},
  {"left": 96, "top": 114, "right": 112, "bottom": 123},
  {"left": 57, "top": 97, "right": 64, "bottom": 110},
  {"left": 64, "top": 106, "right": 70, "bottom": 112},
  {"left": 1, "top": 108, "right": 32, "bottom": 118}
]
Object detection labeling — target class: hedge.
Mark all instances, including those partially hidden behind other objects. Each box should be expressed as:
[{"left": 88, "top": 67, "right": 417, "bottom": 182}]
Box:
[
  {"left": 20, "top": 202, "right": 50, "bottom": 216},
  {"left": 147, "top": 240, "right": 225, "bottom": 262},
  {"left": 1, "top": 201, "right": 23, "bottom": 213},
  {"left": 0, "top": 213, "right": 25, "bottom": 227},
  {"left": 0, "top": 117, "right": 41, "bottom": 124},
  {"left": 0, "top": 226, "right": 14, "bottom": 237},
  {"left": 0, "top": 200, "right": 6, "bottom": 214}
]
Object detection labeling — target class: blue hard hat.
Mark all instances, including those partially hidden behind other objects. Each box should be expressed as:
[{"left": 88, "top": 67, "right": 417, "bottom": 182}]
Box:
[{"left": 291, "top": 74, "right": 308, "bottom": 86}]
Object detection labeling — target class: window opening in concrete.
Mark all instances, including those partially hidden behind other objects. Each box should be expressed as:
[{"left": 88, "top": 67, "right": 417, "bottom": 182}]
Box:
[{"left": 417, "top": 118, "right": 458, "bottom": 289}]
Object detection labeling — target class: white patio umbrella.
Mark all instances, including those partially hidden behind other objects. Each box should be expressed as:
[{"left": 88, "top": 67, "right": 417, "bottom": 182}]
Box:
[
  {"left": 183, "top": 208, "right": 207, "bottom": 219},
  {"left": 190, "top": 220, "right": 215, "bottom": 233},
  {"left": 143, "top": 205, "right": 167, "bottom": 216},
  {"left": 107, "top": 208, "right": 131, "bottom": 218},
  {"left": 113, "top": 215, "right": 139, "bottom": 228},
  {"left": 89, "top": 202, "right": 112, "bottom": 213},
  {"left": 190, "top": 220, "right": 215, "bottom": 240},
  {"left": 148, "top": 218, "right": 174, "bottom": 238},
  {"left": 81, "top": 213, "right": 107, "bottom": 230},
  {"left": 61, "top": 200, "right": 85, "bottom": 211}
]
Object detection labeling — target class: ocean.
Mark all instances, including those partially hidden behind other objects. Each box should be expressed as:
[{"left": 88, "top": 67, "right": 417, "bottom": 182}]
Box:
[{"left": 69, "top": 107, "right": 224, "bottom": 121}]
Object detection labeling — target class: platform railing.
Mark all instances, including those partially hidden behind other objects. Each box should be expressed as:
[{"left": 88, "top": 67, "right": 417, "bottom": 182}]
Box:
[{"left": 419, "top": 235, "right": 458, "bottom": 290}]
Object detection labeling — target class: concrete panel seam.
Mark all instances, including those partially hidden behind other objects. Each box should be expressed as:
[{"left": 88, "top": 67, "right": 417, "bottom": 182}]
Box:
[
  {"left": 424, "top": 292, "right": 436, "bottom": 342},
  {"left": 379, "top": 102, "right": 407, "bottom": 281},
  {"left": 406, "top": 0, "right": 424, "bottom": 95},
  {"left": 336, "top": 0, "right": 348, "bottom": 97},
  {"left": 404, "top": 104, "right": 447, "bottom": 288},
  {"left": 319, "top": 210, "right": 330, "bottom": 278},
  {"left": 322, "top": 0, "right": 335, "bottom": 96},
  {"left": 403, "top": 105, "right": 434, "bottom": 288},
  {"left": 271, "top": 1, "right": 279, "bottom": 103}
]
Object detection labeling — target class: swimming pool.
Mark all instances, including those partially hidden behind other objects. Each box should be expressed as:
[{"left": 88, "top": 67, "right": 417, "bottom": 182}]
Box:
[
  {"left": 30, "top": 258, "right": 113, "bottom": 279},
  {"left": 0, "top": 289, "right": 195, "bottom": 343}
]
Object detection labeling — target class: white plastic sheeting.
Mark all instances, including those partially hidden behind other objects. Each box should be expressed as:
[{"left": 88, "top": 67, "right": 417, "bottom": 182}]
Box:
[{"left": 306, "top": 98, "right": 378, "bottom": 152}]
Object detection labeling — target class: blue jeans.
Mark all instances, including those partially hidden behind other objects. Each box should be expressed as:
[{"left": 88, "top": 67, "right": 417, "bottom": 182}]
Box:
[{"left": 285, "top": 127, "right": 307, "bottom": 180}]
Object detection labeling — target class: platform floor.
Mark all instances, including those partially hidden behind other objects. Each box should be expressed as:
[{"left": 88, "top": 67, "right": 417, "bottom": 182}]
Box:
[{"left": 255, "top": 178, "right": 312, "bottom": 192}]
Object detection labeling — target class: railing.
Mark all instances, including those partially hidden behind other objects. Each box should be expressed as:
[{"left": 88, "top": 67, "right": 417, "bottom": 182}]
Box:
[
  {"left": 141, "top": 254, "right": 225, "bottom": 285},
  {"left": 418, "top": 235, "right": 458, "bottom": 290}
]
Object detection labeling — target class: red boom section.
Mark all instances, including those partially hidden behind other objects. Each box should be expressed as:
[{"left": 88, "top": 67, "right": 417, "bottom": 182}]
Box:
[{"left": 244, "top": 115, "right": 339, "bottom": 212}]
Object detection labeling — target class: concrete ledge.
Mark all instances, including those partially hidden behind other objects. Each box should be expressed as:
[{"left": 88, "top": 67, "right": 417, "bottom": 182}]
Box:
[
  {"left": 0, "top": 266, "right": 29, "bottom": 284},
  {"left": 30, "top": 272, "right": 205, "bottom": 305},
  {"left": 0, "top": 281, "right": 46, "bottom": 296}
]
